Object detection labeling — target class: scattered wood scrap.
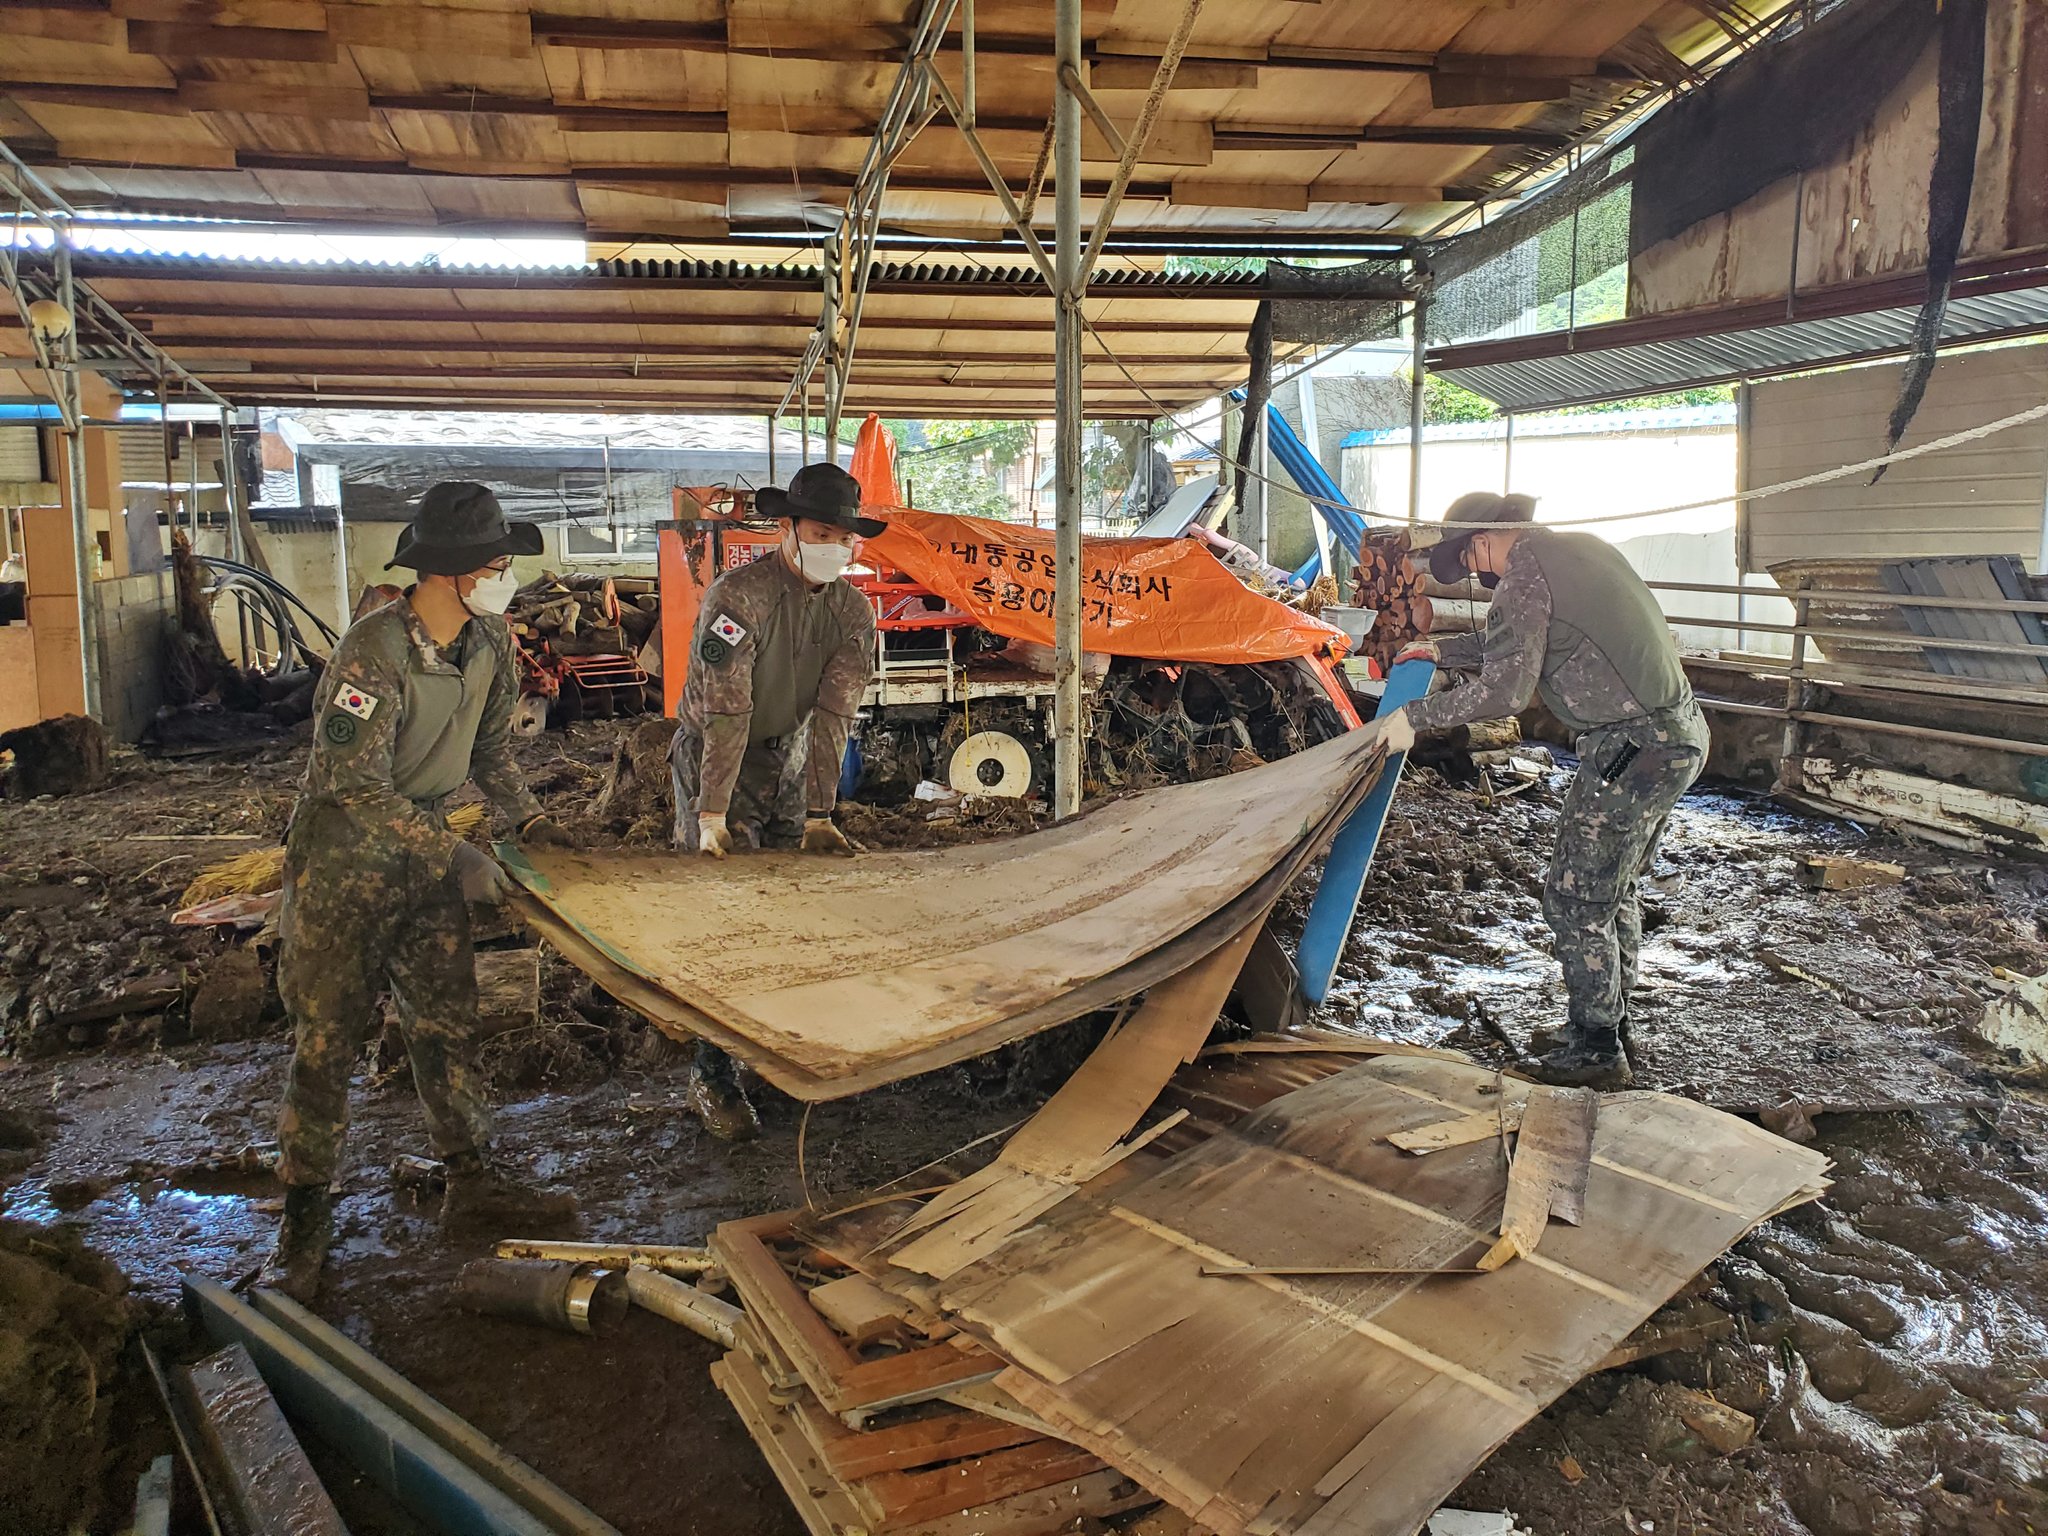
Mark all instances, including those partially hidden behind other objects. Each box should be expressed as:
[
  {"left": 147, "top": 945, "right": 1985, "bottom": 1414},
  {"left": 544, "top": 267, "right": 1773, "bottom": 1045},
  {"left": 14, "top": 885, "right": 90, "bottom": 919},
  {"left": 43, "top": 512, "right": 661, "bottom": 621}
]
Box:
[
  {"left": 1477, "top": 1085, "right": 1598, "bottom": 1271},
  {"left": 182, "top": 1343, "right": 347, "bottom": 1536},
  {"left": 1796, "top": 854, "right": 1906, "bottom": 891}
]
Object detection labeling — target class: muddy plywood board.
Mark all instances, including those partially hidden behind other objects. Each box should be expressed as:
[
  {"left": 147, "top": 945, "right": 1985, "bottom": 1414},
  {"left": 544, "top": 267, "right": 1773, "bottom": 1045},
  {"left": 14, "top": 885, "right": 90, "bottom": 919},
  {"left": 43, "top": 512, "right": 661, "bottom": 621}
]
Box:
[
  {"left": 506, "top": 729, "right": 1386, "bottom": 1100},
  {"left": 922, "top": 1057, "right": 1830, "bottom": 1536}
]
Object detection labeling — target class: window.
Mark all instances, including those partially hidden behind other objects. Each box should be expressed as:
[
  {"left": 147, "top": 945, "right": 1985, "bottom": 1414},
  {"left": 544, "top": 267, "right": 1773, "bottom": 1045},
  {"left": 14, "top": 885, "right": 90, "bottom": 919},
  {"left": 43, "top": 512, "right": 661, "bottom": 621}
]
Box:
[{"left": 562, "top": 521, "right": 661, "bottom": 562}]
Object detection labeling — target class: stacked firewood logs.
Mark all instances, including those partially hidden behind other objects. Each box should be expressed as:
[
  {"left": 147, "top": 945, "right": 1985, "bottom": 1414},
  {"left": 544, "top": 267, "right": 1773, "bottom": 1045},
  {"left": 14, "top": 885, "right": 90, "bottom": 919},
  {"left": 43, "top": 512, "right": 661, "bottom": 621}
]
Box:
[
  {"left": 1349, "top": 531, "right": 1434, "bottom": 674},
  {"left": 508, "top": 572, "right": 660, "bottom": 657}
]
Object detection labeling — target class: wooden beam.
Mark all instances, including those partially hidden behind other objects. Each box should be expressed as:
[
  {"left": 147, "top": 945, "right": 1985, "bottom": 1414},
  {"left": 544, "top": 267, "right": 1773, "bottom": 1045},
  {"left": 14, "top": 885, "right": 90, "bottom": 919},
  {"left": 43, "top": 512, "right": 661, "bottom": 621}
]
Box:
[
  {"left": 0, "top": 4, "right": 125, "bottom": 46},
  {"left": 221, "top": 360, "right": 1239, "bottom": 385},
  {"left": 1435, "top": 52, "right": 1601, "bottom": 78},
  {"left": 530, "top": 13, "right": 724, "bottom": 49},
  {"left": 153, "top": 334, "right": 1236, "bottom": 365},
  {"left": 1429, "top": 74, "right": 1575, "bottom": 109},
  {"left": 181, "top": 80, "right": 375, "bottom": 118},
  {"left": 111, "top": 0, "right": 327, "bottom": 30},
  {"left": 1090, "top": 57, "right": 1257, "bottom": 90},
  {"left": 123, "top": 18, "right": 339, "bottom": 60},
  {"left": 124, "top": 302, "right": 1251, "bottom": 333}
]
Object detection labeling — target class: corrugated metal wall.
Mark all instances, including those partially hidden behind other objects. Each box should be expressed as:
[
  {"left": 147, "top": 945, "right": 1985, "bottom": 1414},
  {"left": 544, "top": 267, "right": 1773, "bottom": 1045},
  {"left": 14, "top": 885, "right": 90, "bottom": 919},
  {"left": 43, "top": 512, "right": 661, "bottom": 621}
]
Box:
[
  {"left": 1744, "top": 344, "right": 2048, "bottom": 573},
  {"left": 0, "top": 425, "right": 43, "bottom": 483}
]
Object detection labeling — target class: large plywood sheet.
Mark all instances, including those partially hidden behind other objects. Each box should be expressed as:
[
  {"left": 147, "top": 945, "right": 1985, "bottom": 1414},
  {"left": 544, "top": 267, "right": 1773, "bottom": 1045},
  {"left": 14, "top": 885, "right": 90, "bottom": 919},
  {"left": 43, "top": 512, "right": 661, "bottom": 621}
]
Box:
[{"left": 508, "top": 726, "right": 1387, "bottom": 1100}]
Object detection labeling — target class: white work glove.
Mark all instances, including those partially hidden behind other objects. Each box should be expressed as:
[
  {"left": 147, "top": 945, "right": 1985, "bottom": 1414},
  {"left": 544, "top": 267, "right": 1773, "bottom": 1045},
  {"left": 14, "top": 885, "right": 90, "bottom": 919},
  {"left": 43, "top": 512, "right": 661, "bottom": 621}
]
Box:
[
  {"left": 1372, "top": 705, "right": 1417, "bottom": 757},
  {"left": 800, "top": 816, "right": 854, "bottom": 857},
  {"left": 450, "top": 843, "right": 515, "bottom": 905},
  {"left": 698, "top": 812, "right": 734, "bottom": 859},
  {"left": 1393, "top": 640, "right": 1439, "bottom": 666}
]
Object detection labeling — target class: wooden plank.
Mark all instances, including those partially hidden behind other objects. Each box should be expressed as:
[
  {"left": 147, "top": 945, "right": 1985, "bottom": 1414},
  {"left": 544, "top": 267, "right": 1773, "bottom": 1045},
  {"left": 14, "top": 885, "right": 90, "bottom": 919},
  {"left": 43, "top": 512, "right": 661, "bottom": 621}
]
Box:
[
  {"left": 785, "top": 1392, "right": 1042, "bottom": 1482},
  {"left": 1092, "top": 57, "right": 1258, "bottom": 89},
  {"left": 112, "top": 0, "right": 327, "bottom": 29},
  {"left": 324, "top": 2, "right": 533, "bottom": 56},
  {"left": 182, "top": 1343, "right": 347, "bottom": 1536},
  {"left": 887, "top": 920, "right": 1263, "bottom": 1281},
  {"left": 1297, "top": 658, "right": 1434, "bottom": 1002},
  {"left": 1476, "top": 1086, "right": 1598, "bottom": 1271},
  {"left": 713, "top": 1215, "right": 1002, "bottom": 1417},
  {"left": 123, "top": 18, "right": 338, "bottom": 60},
  {"left": 894, "top": 1057, "right": 1830, "bottom": 1535},
  {"left": 1387, "top": 1098, "right": 1529, "bottom": 1154},
  {"left": 859, "top": 1439, "right": 1108, "bottom": 1531},
  {"left": 178, "top": 79, "right": 373, "bottom": 118},
  {"left": 810, "top": 1273, "right": 919, "bottom": 1347}
]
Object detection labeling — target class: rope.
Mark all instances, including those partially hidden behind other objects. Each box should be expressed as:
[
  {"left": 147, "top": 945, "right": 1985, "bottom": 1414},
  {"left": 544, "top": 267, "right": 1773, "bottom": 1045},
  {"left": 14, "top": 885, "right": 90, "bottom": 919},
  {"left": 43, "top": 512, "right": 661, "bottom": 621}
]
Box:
[{"left": 1078, "top": 314, "right": 2048, "bottom": 533}]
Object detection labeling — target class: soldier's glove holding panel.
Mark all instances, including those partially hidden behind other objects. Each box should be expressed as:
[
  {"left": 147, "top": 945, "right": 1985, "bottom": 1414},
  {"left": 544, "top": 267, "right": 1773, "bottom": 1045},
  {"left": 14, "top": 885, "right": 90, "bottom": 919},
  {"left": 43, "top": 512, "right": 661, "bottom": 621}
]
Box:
[
  {"left": 1372, "top": 705, "right": 1417, "bottom": 757},
  {"left": 800, "top": 817, "right": 854, "bottom": 857},
  {"left": 1393, "top": 640, "right": 1439, "bottom": 666},
  {"left": 698, "top": 813, "right": 734, "bottom": 859},
  {"left": 451, "top": 843, "right": 516, "bottom": 905},
  {"left": 517, "top": 813, "right": 576, "bottom": 849}
]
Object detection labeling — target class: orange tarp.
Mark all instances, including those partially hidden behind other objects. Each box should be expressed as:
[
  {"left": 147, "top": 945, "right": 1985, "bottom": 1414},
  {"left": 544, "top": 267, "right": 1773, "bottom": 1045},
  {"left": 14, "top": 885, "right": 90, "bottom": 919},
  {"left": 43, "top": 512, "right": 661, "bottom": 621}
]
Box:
[
  {"left": 849, "top": 414, "right": 901, "bottom": 506},
  {"left": 862, "top": 507, "right": 1347, "bottom": 665}
]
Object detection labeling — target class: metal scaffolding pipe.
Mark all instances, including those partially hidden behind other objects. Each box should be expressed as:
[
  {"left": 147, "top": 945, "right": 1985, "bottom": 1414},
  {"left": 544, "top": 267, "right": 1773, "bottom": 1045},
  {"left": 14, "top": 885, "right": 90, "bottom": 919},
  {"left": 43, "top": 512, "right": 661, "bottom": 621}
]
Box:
[
  {"left": 52, "top": 239, "right": 103, "bottom": 722},
  {"left": 1407, "top": 291, "right": 1428, "bottom": 525},
  {"left": 1052, "top": 0, "right": 1084, "bottom": 819}
]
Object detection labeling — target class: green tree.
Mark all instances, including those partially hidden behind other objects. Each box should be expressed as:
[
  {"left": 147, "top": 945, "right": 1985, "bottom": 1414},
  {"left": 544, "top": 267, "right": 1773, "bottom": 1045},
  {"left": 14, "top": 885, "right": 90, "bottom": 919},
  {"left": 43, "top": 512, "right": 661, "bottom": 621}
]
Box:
[{"left": 895, "top": 419, "right": 1035, "bottom": 518}]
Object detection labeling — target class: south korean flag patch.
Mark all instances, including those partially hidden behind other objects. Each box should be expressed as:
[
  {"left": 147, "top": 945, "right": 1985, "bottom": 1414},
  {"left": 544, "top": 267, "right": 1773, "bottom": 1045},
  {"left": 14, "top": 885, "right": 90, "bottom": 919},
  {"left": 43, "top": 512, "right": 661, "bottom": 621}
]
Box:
[
  {"left": 709, "top": 614, "right": 747, "bottom": 647},
  {"left": 333, "top": 686, "right": 379, "bottom": 721}
]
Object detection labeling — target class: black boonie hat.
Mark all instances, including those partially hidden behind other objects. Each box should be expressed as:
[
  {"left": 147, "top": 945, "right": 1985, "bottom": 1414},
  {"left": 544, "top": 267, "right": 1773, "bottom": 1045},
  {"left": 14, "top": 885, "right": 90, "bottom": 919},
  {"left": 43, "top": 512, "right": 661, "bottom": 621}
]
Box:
[
  {"left": 757, "top": 462, "right": 886, "bottom": 537},
  {"left": 1427, "top": 491, "right": 1538, "bottom": 584},
  {"left": 386, "top": 481, "right": 543, "bottom": 575}
]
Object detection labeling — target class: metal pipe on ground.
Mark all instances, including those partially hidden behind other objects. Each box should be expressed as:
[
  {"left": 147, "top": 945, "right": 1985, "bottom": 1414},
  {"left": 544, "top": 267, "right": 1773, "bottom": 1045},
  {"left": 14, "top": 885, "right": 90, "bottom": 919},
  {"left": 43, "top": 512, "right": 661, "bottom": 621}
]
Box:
[
  {"left": 624, "top": 1268, "right": 743, "bottom": 1350},
  {"left": 457, "top": 1258, "right": 628, "bottom": 1336},
  {"left": 493, "top": 1238, "right": 717, "bottom": 1276}
]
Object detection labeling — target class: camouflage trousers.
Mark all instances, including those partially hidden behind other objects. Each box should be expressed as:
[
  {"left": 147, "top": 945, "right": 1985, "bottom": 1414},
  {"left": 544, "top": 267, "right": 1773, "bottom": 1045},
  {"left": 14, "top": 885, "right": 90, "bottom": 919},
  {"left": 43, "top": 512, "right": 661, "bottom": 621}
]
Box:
[
  {"left": 668, "top": 723, "right": 809, "bottom": 851},
  {"left": 1542, "top": 703, "right": 1709, "bottom": 1035},
  {"left": 275, "top": 802, "right": 488, "bottom": 1188}
]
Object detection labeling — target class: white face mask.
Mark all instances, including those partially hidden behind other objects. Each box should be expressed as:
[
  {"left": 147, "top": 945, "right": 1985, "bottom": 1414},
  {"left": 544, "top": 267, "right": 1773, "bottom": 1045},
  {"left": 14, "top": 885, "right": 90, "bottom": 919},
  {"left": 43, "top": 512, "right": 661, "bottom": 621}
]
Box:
[
  {"left": 791, "top": 535, "right": 853, "bottom": 584},
  {"left": 462, "top": 566, "right": 519, "bottom": 616}
]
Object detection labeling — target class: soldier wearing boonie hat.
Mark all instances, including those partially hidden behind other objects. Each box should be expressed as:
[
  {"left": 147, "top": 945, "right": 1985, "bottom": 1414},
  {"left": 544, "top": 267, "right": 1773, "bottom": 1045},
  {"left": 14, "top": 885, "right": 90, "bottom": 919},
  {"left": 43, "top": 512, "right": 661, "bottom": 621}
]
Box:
[
  {"left": 266, "top": 481, "right": 576, "bottom": 1299},
  {"left": 667, "top": 461, "right": 881, "bottom": 1139}
]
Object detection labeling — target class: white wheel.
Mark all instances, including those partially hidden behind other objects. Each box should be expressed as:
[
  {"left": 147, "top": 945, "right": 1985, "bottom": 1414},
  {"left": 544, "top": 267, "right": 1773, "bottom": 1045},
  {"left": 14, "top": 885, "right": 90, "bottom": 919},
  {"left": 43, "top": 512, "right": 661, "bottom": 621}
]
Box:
[
  {"left": 947, "top": 730, "right": 1033, "bottom": 797},
  {"left": 512, "top": 694, "right": 550, "bottom": 737}
]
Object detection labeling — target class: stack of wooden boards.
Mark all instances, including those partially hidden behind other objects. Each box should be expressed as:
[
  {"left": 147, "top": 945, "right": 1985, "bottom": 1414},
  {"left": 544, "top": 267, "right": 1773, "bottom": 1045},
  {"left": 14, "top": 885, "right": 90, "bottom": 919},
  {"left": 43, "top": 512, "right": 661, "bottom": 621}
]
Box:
[
  {"left": 708, "top": 1211, "right": 1153, "bottom": 1535},
  {"left": 716, "top": 1034, "right": 1831, "bottom": 1536},
  {"left": 502, "top": 725, "right": 1391, "bottom": 1101},
  {"left": 1350, "top": 531, "right": 1434, "bottom": 676}
]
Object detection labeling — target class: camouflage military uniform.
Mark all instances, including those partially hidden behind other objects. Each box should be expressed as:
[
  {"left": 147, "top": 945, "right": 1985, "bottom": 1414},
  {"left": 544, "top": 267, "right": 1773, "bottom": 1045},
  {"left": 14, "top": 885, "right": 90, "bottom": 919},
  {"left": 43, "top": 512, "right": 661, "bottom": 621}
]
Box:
[
  {"left": 1408, "top": 530, "right": 1708, "bottom": 1035},
  {"left": 669, "top": 551, "right": 875, "bottom": 849},
  {"left": 276, "top": 596, "right": 541, "bottom": 1188}
]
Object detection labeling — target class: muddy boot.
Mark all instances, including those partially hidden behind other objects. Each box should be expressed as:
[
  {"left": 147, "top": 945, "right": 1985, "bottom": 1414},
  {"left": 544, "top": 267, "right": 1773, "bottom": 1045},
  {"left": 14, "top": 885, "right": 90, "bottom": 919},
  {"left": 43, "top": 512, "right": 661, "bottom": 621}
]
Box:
[
  {"left": 1529, "top": 1014, "right": 1630, "bottom": 1059},
  {"left": 688, "top": 1042, "right": 760, "bottom": 1143},
  {"left": 440, "top": 1155, "right": 580, "bottom": 1233},
  {"left": 263, "top": 1184, "right": 334, "bottom": 1303},
  {"left": 1531, "top": 1027, "right": 1633, "bottom": 1090}
]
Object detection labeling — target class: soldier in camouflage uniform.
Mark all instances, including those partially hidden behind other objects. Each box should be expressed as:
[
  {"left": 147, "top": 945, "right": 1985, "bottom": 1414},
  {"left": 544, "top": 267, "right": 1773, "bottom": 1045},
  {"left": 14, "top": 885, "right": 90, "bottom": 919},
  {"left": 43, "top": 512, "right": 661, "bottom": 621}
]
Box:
[
  {"left": 1378, "top": 492, "right": 1709, "bottom": 1088},
  {"left": 668, "top": 462, "right": 880, "bottom": 1138},
  {"left": 268, "top": 483, "right": 578, "bottom": 1300}
]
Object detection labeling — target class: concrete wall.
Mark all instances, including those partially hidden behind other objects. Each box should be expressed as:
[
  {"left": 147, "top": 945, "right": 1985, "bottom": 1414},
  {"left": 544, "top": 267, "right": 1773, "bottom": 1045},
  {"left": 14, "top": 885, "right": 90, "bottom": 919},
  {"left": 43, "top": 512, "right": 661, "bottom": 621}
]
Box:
[
  {"left": 93, "top": 568, "right": 173, "bottom": 743},
  {"left": 1342, "top": 412, "right": 1797, "bottom": 655}
]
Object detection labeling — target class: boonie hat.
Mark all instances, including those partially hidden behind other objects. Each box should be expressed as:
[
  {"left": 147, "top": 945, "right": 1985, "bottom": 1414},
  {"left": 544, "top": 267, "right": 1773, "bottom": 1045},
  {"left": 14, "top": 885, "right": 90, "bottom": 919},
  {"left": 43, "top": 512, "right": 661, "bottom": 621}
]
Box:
[
  {"left": 1427, "top": 491, "right": 1538, "bottom": 584},
  {"left": 386, "top": 481, "right": 543, "bottom": 575},
  {"left": 757, "top": 462, "right": 887, "bottom": 538}
]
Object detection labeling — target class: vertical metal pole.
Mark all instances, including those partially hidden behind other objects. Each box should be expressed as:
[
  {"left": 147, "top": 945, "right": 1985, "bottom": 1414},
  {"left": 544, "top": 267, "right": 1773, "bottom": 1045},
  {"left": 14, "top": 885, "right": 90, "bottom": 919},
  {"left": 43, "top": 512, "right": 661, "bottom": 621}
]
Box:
[
  {"left": 1502, "top": 410, "right": 1515, "bottom": 491},
  {"left": 1735, "top": 379, "right": 1754, "bottom": 648},
  {"left": 333, "top": 487, "right": 350, "bottom": 636},
  {"left": 1255, "top": 408, "right": 1271, "bottom": 561},
  {"left": 53, "top": 237, "right": 103, "bottom": 721},
  {"left": 1407, "top": 292, "right": 1428, "bottom": 525},
  {"left": 219, "top": 405, "right": 246, "bottom": 564},
  {"left": 1776, "top": 579, "right": 1811, "bottom": 790},
  {"left": 156, "top": 366, "right": 174, "bottom": 552},
  {"left": 800, "top": 382, "right": 812, "bottom": 464},
  {"left": 821, "top": 235, "right": 843, "bottom": 450},
  {"left": 766, "top": 413, "right": 778, "bottom": 485},
  {"left": 1051, "top": 0, "right": 1084, "bottom": 820}
]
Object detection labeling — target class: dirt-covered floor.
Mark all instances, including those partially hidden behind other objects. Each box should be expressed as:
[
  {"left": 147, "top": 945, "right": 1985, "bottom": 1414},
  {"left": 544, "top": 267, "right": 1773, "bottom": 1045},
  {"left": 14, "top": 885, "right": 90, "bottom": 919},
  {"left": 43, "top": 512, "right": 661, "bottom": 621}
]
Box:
[{"left": 1, "top": 716, "right": 2043, "bottom": 1536}]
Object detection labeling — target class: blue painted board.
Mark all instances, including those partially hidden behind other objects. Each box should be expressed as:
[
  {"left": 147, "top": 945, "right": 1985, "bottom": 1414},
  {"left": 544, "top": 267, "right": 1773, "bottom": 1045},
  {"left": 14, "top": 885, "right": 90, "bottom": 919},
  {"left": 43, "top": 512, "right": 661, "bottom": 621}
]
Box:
[{"left": 1297, "top": 658, "right": 1436, "bottom": 1003}]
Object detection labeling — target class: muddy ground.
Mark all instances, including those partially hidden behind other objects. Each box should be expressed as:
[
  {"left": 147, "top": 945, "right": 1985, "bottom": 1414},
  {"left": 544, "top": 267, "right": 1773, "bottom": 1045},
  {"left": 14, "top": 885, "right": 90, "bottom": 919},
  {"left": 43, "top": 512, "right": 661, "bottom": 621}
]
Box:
[{"left": 0, "top": 716, "right": 2043, "bottom": 1535}]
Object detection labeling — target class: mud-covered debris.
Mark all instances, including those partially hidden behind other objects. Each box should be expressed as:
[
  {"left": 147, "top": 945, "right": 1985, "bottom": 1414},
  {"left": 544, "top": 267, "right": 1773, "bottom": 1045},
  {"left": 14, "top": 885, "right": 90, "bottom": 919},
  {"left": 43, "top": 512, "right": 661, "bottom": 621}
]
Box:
[
  {"left": 0, "top": 714, "right": 111, "bottom": 799},
  {"left": 188, "top": 946, "right": 269, "bottom": 1040},
  {"left": 0, "top": 1219, "right": 140, "bottom": 1533}
]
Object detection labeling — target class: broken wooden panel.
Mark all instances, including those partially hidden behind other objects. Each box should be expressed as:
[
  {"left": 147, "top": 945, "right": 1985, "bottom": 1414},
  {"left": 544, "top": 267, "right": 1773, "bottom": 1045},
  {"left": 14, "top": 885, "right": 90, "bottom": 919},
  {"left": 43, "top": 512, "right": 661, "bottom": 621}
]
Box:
[
  {"left": 913, "top": 1057, "right": 1829, "bottom": 1536},
  {"left": 507, "top": 728, "right": 1386, "bottom": 1100}
]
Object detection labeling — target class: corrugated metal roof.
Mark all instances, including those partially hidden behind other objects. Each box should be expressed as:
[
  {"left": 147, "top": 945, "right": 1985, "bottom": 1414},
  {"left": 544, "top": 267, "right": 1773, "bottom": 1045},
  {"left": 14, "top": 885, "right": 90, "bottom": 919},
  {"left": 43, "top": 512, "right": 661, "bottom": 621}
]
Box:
[{"left": 1431, "top": 284, "right": 2048, "bottom": 411}]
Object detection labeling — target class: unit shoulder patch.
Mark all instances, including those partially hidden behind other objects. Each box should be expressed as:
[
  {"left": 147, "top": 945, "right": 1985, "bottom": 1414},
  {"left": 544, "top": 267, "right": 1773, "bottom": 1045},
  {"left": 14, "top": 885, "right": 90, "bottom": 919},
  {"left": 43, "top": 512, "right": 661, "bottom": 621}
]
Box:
[
  {"left": 323, "top": 713, "right": 359, "bottom": 746},
  {"left": 700, "top": 635, "right": 732, "bottom": 665}
]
